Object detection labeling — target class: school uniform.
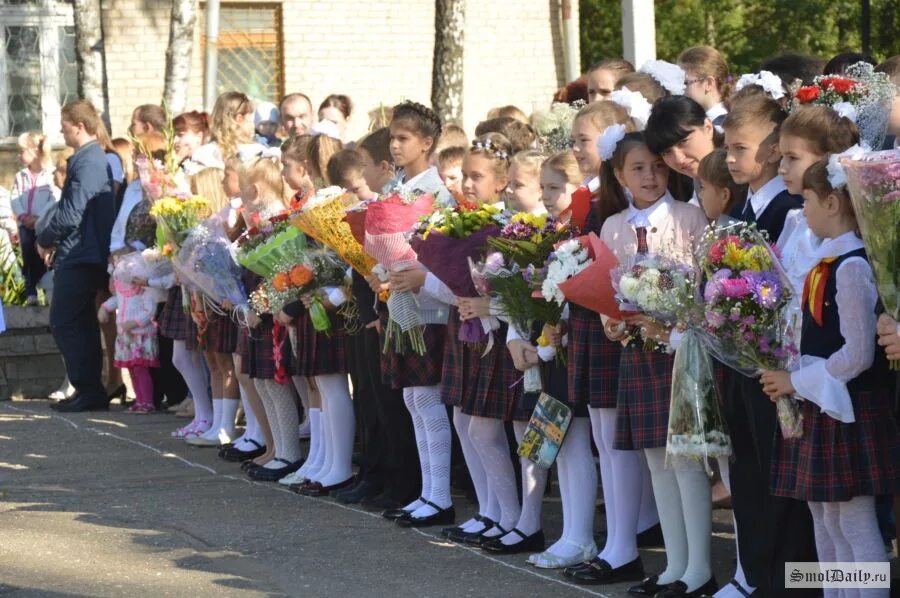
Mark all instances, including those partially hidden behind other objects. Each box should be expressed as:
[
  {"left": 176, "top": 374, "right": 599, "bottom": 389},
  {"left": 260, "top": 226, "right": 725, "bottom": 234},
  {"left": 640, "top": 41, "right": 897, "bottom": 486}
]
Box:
[
  {"left": 283, "top": 299, "right": 348, "bottom": 377},
  {"left": 159, "top": 286, "right": 194, "bottom": 342},
  {"left": 599, "top": 192, "right": 707, "bottom": 450},
  {"left": 513, "top": 320, "right": 578, "bottom": 420},
  {"left": 771, "top": 237, "right": 900, "bottom": 503},
  {"left": 707, "top": 102, "right": 728, "bottom": 131},
  {"left": 725, "top": 175, "right": 816, "bottom": 595}
]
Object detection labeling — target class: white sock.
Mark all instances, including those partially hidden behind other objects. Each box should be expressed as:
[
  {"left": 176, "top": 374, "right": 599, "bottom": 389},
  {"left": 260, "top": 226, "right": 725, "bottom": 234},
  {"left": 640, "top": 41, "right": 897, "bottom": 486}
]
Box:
[
  {"left": 645, "top": 447, "right": 688, "bottom": 585},
  {"left": 172, "top": 341, "right": 212, "bottom": 424},
  {"left": 591, "top": 407, "right": 642, "bottom": 567},
  {"left": 404, "top": 387, "right": 431, "bottom": 512},
  {"left": 469, "top": 416, "right": 520, "bottom": 536},
  {"left": 506, "top": 420, "right": 547, "bottom": 543},
  {"left": 673, "top": 457, "right": 713, "bottom": 591},
  {"left": 410, "top": 386, "right": 452, "bottom": 517},
  {"left": 255, "top": 379, "right": 301, "bottom": 469},
  {"left": 453, "top": 409, "right": 491, "bottom": 532},
  {"left": 199, "top": 398, "right": 224, "bottom": 441},
  {"left": 296, "top": 408, "right": 322, "bottom": 479},
  {"left": 638, "top": 451, "right": 660, "bottom": 532},
  {"left": 315, "top": 374, "right": 354, "bottom": 486},
  {"left": 714, "top": 458, "right": 756, "bottom": 598},
  {"left": 542, "top": 417, "right": 597, "bottom": 560},
  {"left": 217, "top": 398, "right": 239, "bottom": 443},
  {"left": 840, "top": 496, "right": 889, "bottom": 598}
]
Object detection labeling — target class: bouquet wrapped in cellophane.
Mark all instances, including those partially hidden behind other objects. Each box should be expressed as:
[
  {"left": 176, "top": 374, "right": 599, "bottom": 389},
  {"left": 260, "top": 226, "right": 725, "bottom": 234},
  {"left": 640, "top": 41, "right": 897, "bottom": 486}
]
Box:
[
  {"left": 149, "top": 195, "right": 211, "bottom": 255},
  {"left": 364, "top": 191, "right": 435, "bottom": 355},
  {"left": 556, "top": 233, "right": 626, "bottom": 320},
  {"left": 696, "top": 221, "right": 802, "bottom": 439},
  {"left": 235, "top": 211, "right": 305, "bottom": 278},
  {"left": 291, "top": 186, "right": 378, "bottom": 276},
  {"left": 842, "top": 149, "right": 900, "bottom": 369},
  {"left": 410, "top": 202, "right": 507, "bottom": 346}
]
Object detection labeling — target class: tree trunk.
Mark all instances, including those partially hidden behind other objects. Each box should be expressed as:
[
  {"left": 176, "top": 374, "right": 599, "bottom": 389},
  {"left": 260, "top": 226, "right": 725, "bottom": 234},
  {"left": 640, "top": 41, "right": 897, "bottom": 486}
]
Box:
[
  {"left": 431, "top": 0, "right": 465, "bottom": 125},
  {"left": 164, "top": 0, "right": 197, "bottom": 115},
  {"left": 72, "top": 0, "right": 109, "bottom": 127}
]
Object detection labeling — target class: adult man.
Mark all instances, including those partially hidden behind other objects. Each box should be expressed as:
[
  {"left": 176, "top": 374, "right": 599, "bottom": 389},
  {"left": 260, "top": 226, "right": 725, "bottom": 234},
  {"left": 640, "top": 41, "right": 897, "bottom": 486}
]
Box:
[
  {"left": 279, "top": 93, "right": 314, "bottom": 138},
  {"left": 129, "top": 104, "right": 167, "bottom": 136},
  {"left": 38, "top": 100, "right": 115, "bottom": 412}
]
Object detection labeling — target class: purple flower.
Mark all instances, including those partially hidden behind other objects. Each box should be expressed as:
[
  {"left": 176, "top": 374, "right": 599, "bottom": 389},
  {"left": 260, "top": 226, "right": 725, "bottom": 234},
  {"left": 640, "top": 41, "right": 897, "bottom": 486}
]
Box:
[
  {"left": 759, "top": 336, "right": 771, "bottom": 353},
  {"left": 720, "top": 278, "right": 751, "bottom": 298},
  {"left": 742, "top": 316, "right": 756, "bottom": 327},
  {"left": 884, "top": 190, "right": 900, "bottom": 203},
  {"left": 703, "top": 281, "right": 720, "bottom": 303},
  {"left": 705, "top": 310, "right": 726, "bottom": 329},
  {"left": 743, "top": 271, "right": 782, "bottom": 308},
  {"left": 522, "top": 264, "right": 536, "bottom": 283}
]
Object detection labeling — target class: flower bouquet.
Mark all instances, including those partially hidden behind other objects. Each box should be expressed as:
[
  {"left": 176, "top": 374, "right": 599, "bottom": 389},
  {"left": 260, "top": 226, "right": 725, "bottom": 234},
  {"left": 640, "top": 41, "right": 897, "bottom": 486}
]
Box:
[
  {"left": 235, "top": 211, "right": 305, "bottom": 278},
  {"left": 842, "top": 149, "right": 900, "bottom": 369},
  {"left": 149, "top": 195, "right": 211, "bottom": 254},
  {"left": 291, "top": 186, "right": 377, "bottom": 276},
  {"left": 267, "top": 245, "right": 348, "bottom": 334},
  {"left": 530, "top": 101, "right": 582, "bottom": 153},
  {"left": 364, "top": 191, "right": 435, "bottom": 355},
  {"left": 172, "top": 221, "right": 248, "bottom": 317},
  {"left": 409, "top": 202, "right": 507, "bottom": 345},
  {"left": 556, "top": 233, "right": 626, "bottom": 320},
  {"left": 697, "top": 222, "right": 802, "bottom": 438}
]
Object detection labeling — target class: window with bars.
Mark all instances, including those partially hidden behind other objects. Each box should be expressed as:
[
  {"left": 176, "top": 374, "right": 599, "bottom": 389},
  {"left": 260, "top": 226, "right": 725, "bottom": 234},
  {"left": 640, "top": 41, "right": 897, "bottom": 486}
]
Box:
[
  {"left": 201, "top": 3, "right": 284, "bottom": 104},
  {"left": 0, "top": 0, "right": 77, "bottom": 139}
]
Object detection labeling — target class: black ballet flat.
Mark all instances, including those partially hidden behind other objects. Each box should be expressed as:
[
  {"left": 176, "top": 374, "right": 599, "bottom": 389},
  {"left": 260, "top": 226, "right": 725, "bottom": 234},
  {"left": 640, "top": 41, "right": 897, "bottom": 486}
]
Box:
[
  {"left": 447, "top": 517, "right": 495, "bottom": 544},
  {"left": 474, "top": 524, "right": 508, "bottom": 547},
  {"left": 654, "top": 577, "right": 718, "bottom": 598},
  {"left": 568, "top": 556, "right": 645, "bottom": 585},
  {"left": 627, "top": 574, "right": 666, "bottom": 596},
  {"left": 220, "top": 440, "right": 266, "bottom": 463},
  {"left": 241, "top": 459, "right": 265, "bottom": 472},
  {"left": 106, "top": 384, "right": 127, "bottom": 402},
  {"left": 247, "top": 458, "right": 301, "bottom": 482},
  {"left": 441, "top": 514, "right": 489, "bottom": 538},
  {"left": 382, "top": 496, "right": 425, "bottom": 521},
  {"left": 480, "top": 528, "right": 545, "bottom": 554},
  {"left": 395, "top": 500, "right": 455, "bottom": 528}
]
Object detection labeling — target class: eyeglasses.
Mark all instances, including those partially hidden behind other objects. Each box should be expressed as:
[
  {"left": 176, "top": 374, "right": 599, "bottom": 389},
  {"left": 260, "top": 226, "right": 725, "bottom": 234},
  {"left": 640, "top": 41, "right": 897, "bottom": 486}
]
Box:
[{"left": 684, "top": 78, "right": 705, "bottom": 86}]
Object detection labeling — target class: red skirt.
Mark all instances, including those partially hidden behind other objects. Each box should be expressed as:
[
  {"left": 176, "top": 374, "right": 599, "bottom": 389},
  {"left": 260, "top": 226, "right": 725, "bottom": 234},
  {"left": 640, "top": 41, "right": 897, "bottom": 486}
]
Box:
[
  {"left": 614, "top": 345, "right": 674, "bottom": 450},
  {"left": 567, "top": 305, "right": 622, "bottom": 409}
]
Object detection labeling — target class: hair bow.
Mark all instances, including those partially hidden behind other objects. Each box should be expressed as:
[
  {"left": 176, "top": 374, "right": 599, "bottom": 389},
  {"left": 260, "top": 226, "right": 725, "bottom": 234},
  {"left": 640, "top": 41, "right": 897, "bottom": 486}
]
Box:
[
  {"left": 596, "top": 124, "right": 627, "bottom": 161},
  {"left": 826, "top": 143, "right": 868, "bottom": 189},
  {"left": 310, "top": 119, "right": 342, "bottom": 140},
  {"left": 735, "top": 70, "right": 785, "bottom": 100},
  {"left": 609, "top": 89, "right": 652, "bottom": 131},
  {"left": 639, "top": 60, "right": 686, "bottom": 95}
]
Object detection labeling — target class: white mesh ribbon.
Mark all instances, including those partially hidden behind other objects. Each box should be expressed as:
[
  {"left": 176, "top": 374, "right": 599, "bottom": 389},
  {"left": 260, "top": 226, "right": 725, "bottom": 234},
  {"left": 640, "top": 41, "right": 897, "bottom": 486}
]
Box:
[
  {"left": 735, "top": 70, "right": 785, "bottom": 99},
  {"left": 385, "top": 260, "right": 424, "bottom": 333},
  {"left": 609, "top": 89, "right": 653, "bottom": 130},
  {"left": 639, "top": 60, "right": 686, "bottom": 95}
]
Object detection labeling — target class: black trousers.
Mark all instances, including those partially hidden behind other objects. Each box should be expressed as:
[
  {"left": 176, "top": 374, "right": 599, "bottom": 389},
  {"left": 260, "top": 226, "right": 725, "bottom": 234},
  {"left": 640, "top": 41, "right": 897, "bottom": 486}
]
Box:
[
  {"left": 348, "top": 327, "right": 420, "bottom": 502},
  {"left": 18, "top": 226, "right": 46, "bottom": 298},
  {"left": 151, "top": 331, "right": 188, "bottom": 408},
  {"left": 50, "top": 266, "right": 107, "bottom": 403},
  {"left": 724, "top": 374, "right": 818, "bottom": 596}
]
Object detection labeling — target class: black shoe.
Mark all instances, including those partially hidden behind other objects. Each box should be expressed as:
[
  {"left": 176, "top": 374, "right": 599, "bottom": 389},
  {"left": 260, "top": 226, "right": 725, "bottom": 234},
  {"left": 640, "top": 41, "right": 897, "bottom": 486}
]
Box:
[
  {"left": 220, "top": 440, "right": 266, "bottom": 463},
  {"left": 569, "top": 556, "right": 645, "bottom": 585},
  {"left": 654, "top": 578, "right": 718, "bottom": 598},
  {"left": 247, "top": 458, "right": 301, "bottom": 482},
  {"left": 54, "top": 393, "right": 81, "bottom": 406},
  {"left": 628, "top": 575, "right": 666, "bottom": 596},
  {"left": 106, "top": 384, "right": 127, "bottom": 402},
  {"left": 562, "top": 559, "right": 597, "bottom": 576},
  {"left": 296, "top": 477, "right": 354, "bottom": 497},
  {"left": 335, "top": 479, "right": 382, "bottom": 504},
  {"left": 362, "top": 492, "right": 406, "bottom": 513},
  {"left": 480, "top": 528, "right": 545, "bottom": 554},
  {"left": 51, "top": 395, "right": 109, "bottom": 412},
  {"left": 637, "top": 523, "right": 664, "bottom": 548},
  {"left": 447, "top": 518, "right": 495, "bottom": 544},
  {"left": 395, "top": 501, "right": 455, "bottom": 528}
]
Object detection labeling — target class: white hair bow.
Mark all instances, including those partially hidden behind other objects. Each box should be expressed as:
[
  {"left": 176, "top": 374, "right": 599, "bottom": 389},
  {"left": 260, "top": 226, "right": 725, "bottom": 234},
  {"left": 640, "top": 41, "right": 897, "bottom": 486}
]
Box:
[
  {"left": 182, "top": 143, "right": 225, "bottom": 176},
  {"left": 609, "top": 89, "right": 652, "bottom": 131},
  {"left": 639, "top": 60, "right": 686, "bottom": 95},
  {"left": 237, "top": 143, "right": 281, "bottom": 164},
  {"left": 826, "top": 143, "right": 868, "bottom": 189},
  {"left": 596, "top": 124, "right": 627, "bottom": 161},
  {"left": 832, "top": 102, "right": 858, "bottom": 124},
  {"left": 735, "top": 71, "right": 785, "bottom": 100},
  {"left": 310, "top": 119, "right": 342, "bottom": 140}
]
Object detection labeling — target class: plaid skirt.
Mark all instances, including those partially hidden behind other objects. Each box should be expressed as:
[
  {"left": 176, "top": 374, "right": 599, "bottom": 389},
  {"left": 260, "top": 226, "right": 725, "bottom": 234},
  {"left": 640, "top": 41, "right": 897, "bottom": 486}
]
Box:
[
  {"left": 291, "top": 310, "right": 348, "bottom": 377},
  {"left": 771, "top": 386, "right": 900, "bottom": 502},
  {"left": 462, "top": 321, "right": 520, "bottom": 421},
  {"left": 614, "top": 345, "right": 675, "bottom": 450},
  {"left": 567, "top": 305, "right": 622, "bottom": 409},
  {"left": 440, "top": 307, "right": 480, "bottom": 408},
  {"left": 379, "top": 313, "right": 446, "bottom": 389},
  {"left": 159, "top": 287, "right": 192, "bottom": 341},
  {"left": 239, "top": 316, "right": 288, "bottom": 380},
  {"left": 201, "top": 312, "right": 238, "bottom": 354}
]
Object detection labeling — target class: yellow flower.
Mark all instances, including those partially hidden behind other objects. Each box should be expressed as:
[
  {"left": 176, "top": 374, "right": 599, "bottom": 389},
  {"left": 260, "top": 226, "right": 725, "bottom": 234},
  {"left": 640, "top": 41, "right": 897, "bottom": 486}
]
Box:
[
  {"left": 537, "top": 333, "right": 550, "bottom": 347},
  {"left": 721, "top": 241, "right": 748, "bottom": 270},
  {"left": 745, "top": 245, "right": 773, "bottom": 271}
]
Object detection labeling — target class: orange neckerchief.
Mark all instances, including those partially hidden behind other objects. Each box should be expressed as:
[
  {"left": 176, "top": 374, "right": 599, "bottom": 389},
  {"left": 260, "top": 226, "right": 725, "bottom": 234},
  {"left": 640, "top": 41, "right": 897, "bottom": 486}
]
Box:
[{"left": 802, "top": 257, "right": 838, "bottom": 327}]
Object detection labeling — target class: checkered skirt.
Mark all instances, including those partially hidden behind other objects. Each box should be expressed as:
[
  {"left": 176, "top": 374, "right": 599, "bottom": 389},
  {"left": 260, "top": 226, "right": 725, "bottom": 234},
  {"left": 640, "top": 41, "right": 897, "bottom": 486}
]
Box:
[
  {"left": 379, "top": 312, "right": 446, "bottom": 389},
  {"left": 440, "top": 307, "right": 480, "bottom": 408},
  {"left": 771, "top": 386, "right": 900, "bottom": 502},
  {"left": 159, "top": 287, "right": 191, "bottom": 341},
  {"left": 291, "top": 309, "right": 348, "bottom": 377},
  {"left": 567, "top": 305, "right": 622, "bottom": 409},
  {"left": 200, "top": 312, "right": 239, "bottom": 354},
  {"left": 613, "top": 345, "right": 674, "bottom": 450},
  {"left": 463, "top": 321, "right": 520, "bottom": 421}
]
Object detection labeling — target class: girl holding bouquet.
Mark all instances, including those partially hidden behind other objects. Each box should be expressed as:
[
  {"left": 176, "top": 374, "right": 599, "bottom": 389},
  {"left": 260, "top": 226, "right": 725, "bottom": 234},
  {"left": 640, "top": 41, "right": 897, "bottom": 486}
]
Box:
[
  {"left": 761, "top": 160, "right": 900, "bottom": 594},
  {"left": 375, "top": 102, "right": 455, "bottom": 526},
  {"left": 593, "top": 132, "right": 714, "bottom": 596}
]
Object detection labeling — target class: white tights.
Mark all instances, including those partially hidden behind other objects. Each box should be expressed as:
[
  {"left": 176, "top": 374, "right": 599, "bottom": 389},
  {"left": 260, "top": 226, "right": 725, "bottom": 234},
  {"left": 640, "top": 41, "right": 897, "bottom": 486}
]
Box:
[
  {"left": 403, "top": 386, "right": 452, "bottom": 518},
  {"left": 172, "top": 341, "right": 212, "bottom": 423}
]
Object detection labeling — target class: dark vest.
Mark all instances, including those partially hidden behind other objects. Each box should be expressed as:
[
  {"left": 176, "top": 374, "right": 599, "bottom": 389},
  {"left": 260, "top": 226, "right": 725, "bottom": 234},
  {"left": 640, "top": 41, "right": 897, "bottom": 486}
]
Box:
[{"left": 730, "top": 189, "right": 802, "bottom": 243}]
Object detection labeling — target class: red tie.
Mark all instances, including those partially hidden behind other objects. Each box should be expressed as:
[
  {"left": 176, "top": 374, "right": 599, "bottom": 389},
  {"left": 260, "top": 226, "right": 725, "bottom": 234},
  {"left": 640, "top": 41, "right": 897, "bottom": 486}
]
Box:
[{"left": 635, "top": 226, "right": 649, "bottom": 254}]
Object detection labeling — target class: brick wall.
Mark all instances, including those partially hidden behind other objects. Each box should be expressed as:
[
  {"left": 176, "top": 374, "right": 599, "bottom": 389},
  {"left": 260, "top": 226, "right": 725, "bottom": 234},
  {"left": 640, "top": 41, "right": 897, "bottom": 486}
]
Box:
[{"left": 98, "top": 0, "right": 573, "bottom": 141}]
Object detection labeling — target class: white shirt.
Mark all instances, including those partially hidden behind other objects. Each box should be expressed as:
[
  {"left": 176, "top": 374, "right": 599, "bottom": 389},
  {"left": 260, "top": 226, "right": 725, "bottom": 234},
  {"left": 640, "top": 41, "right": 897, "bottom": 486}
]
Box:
[
  {"left": 584, "top": 176, "right": 600, "bottom": 193},
  {"left": 706, "top": 102, "right": 728, "bottom": 123},
  {"left": 745, "top": 176, "right": 787, "bottom": 220},
  {"left": 626, "top": 190, "right": 673, "bottom": 228},
  {"left": 110, "top": 180, "right": 144, "bottom": 253}
]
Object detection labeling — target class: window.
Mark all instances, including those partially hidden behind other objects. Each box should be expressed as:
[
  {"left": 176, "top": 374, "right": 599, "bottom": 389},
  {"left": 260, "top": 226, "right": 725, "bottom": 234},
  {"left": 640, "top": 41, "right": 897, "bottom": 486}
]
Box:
[
  {"left": 0, "top": 0, "right": 76, "bottom": 140},
  {"left": 201, "top": 3, "right": 284, "bottom": 104}
]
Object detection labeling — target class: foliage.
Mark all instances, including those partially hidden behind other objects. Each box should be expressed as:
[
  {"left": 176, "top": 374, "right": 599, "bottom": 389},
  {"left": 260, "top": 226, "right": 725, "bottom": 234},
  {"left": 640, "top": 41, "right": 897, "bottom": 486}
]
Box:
[{"left": 580, "top": 0, "right": 900, "bottom": 76}]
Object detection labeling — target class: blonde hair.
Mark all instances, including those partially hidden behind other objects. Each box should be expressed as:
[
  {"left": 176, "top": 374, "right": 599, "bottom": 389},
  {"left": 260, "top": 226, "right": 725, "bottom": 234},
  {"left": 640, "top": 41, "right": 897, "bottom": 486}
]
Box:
[
  {"left": 486, "top": 105, "right": 529, "bottom": 124},
  {"left": 209, "top": 91, "right": 253, "bottom": 160},
  {"left": 615, "top": 73, "right": 666, "bottom": 103},
  {"left": 189, "top": 167, "right": 229, "bottom": 213},
  {"left": 434, "top": 123, "right": 468, "bottom": 154},
  {"left": 573, "top": 100, "right": 632, "bottom": 133},
  {"left": 678, "top": 45, "right": 732, "bottom": 99},
  {"left": 308, "top": 135, "right": 343, "bottom": 185},
  {"left": 17, "top": 132, "right": 53, "bottom": 170},
  {"left": 111, "top": 138, "right": 134, "bottom": 182},
  {"left": 541, "top": 151, "right": 581, "bottom": 186},
  {"left": 510, "top": 149, "right": 547, "bottom": 179},
  {"left": 239, "top": 156, "right": 287, "bottom": 204},
  {"left": 54, "top": 147, "right": 74, "bottom": 175}
]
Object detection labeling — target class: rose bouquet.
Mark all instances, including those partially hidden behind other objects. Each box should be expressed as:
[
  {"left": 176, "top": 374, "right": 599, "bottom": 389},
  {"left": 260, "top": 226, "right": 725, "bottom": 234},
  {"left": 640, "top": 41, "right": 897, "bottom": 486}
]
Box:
[
  {"left": 291, "top": 186, "right": 377, "bottom": 276},
  {"left": 235, "top": 211, "right": 305, "bottom": 278},
  {"left": 364, "top": 191, "right": 435, "bottom": 355},
  {"left": 842, "top": 149, "right": 900, "bottom": 369},
  {"left": 410, "top": 202, "right": 507, "bottom": 345},
  {"left": 697, "top": 222, "right": 802, "bottom": 438}
]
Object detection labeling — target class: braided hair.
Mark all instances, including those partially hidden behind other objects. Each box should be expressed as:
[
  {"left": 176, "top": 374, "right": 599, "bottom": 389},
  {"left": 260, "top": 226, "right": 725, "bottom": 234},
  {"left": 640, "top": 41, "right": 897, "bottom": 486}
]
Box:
[{"left": 391, "top": 101, "right": 443, "bottom": 156}]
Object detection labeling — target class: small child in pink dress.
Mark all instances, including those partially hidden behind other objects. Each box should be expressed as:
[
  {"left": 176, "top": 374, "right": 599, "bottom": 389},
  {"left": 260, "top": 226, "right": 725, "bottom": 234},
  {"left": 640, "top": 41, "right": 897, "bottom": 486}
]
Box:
[{"left": 99, "top": 249, "right": 169, "bottom": 413}]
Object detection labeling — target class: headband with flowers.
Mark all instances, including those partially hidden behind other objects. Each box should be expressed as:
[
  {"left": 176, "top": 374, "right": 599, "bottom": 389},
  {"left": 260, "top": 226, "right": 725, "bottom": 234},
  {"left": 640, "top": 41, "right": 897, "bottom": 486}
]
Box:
[
  {"left": 596, "top": 123, "right": 627, "bottom": 161},
  {"left": 471, "top": 137, "right": 510, "bottom": 161}
]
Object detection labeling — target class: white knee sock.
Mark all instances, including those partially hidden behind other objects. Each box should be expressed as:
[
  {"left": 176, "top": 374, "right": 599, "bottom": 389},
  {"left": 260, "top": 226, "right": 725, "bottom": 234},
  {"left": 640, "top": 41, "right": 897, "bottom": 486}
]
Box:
[
  {"left": 217, "top": 397, "right": 239, "bottom": 442},
  {"left": 542, "top": 417, "right": 597, "bottom": 560},
  {"left": 638, "top": 451, "right": 660, "bottom": 531},
  {"left": 315, "top": 374, "right": 354, "bottom": 486},
  {"left": 233, "top": 384, "right": 261, "bottom": 449},
  {"left": 172, "top": 341, "right": 212, "bottom": 424},
  {"left": 809, "top": 502, "right": 840, "bottom": 598},
  {"left": 507, "top": 420, "right": 547, "bottom": 543},
  {"left": 404, "top": 388, "right": 430, "bottom": 512},
  {"left": 593, "top": 407, "right": 642, "bottom": 567},
  {"left": 840, "top": 496, "right": 889, "bottom": 598},
  {"left": 673, "top": 458, "right": 713, "bottom": 591},
  {"left": 645, "top": 447, "right": 688, "bottom": 585},
  {"left": 453, "top": 409, "right": 491, "bottom": 532},
  {"left": 199, "top": 398, "right": 224, "bottom": 441},
  {"left": 255, "top": 379, "right": 301, "bottom": 469},
  {"left": 410, "top": 386, "right": 452, "bottom": 517},
  {"left": 469, "top": 416, "right": 521, "bottom": 536},
  {"left": 296, "top": 408, "right": 323, "bottom": 478},
  {"left": 714, "top": 458, "right": 756, "bottom": 598}
]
